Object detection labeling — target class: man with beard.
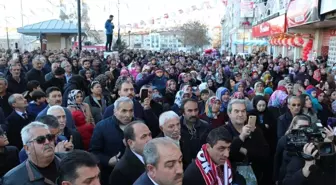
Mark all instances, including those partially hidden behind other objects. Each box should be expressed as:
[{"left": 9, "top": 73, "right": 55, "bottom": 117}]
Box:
[
  {"left": 2, "top": 122, "right": 65, "bottom": 184},
  {"left": 89, "top": 97, "right": 135, "bottom": 185},
  {"left": 180, "top": 99, "right": 210, "bottom": 163},
  {"left": 133, "top": 138, "right": 183, "bottom": 185},
  {"left": 158, "top": 111, "right": 192, "bottom": 169}
]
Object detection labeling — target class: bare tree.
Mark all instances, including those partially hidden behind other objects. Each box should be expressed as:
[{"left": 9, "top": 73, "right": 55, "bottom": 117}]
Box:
[
  {"left": 179, "top": 21, "right": 210, "bottom": 50},
  {"left": 59, "top": 2, "right": 103, "bottom": 44}
]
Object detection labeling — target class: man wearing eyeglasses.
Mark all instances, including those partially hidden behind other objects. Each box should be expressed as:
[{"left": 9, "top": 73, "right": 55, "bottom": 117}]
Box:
[
  {"left": 277, "top": 96, "right": 302, "bottom": 140},
  {"left": 2, "top": 121, "right": 65, "bottom": 185}
]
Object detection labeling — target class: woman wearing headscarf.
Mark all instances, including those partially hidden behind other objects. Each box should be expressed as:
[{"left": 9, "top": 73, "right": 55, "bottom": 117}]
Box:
[
  {"left": 164, "top": 79, "right": 177, "bottom": 108},
  {"left": 67, "top": 89, "right": 94, "bottom": 124},
  {"left": 216, "top": 87, "right": 230, "bottom": 113},
  {"left": 62, "top": 75, "right": 89, "bottom": 106},
  {"left": 249, "top": 95, "right": 277, "bottom": 185},
  {"left": 254, "top": 81, "right": 265, "bottom": 96},
  {"left": 83, "top": 81, "right": 108, "bottom": 123},
  {"left": 171, "top": 85, "right": 192, "bottom": 116},
  {"left": 267, "top": 85, "right": 289, "bottom": 121},
  {"left": 199, "top": 96, "right": 228, "bottom": 129}
]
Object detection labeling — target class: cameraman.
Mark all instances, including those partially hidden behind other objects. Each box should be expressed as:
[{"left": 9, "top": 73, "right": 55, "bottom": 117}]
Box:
[
  {"left": 273, "top": 115, "right": 311, "bottom": 185},
  {"left": 282, "top": 126, "right": 335, "bottom": 185}
]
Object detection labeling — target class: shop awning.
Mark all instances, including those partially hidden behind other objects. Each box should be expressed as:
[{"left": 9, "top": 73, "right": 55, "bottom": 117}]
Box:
[{"left": 233, "top": 40, "right": 269, "bottom": 46}]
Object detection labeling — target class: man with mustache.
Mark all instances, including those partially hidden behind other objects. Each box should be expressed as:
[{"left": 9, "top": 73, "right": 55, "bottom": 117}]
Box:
[
  {"left": 36, "top": 86, "right": 76, "bottom": 130},
  {"left": 133, "top": 138, "right": 183, "bottom": 185},
  {"left": 2, "top": 121, "right": 65, "bottom": 185},
  {"left": 157, "top": 111, "right": 192, "bottom": 169},
  {"left": 180, "top": 98, "right": 210, "bottom": 163},
  {"left": 103, "top": 80, "right": 160, "bottom": 137},
  {"left": 89, "top": 97, "right": 135, "bottom": 185}
]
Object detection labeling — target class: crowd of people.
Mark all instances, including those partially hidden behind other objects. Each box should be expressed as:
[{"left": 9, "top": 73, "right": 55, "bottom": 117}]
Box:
[{"left": 0, "top": 47, "right": 335, "bottom": 185}]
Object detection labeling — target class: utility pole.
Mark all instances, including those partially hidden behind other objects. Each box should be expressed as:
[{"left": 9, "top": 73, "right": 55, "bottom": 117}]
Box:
[
  {"left": 77, "top": 0, "right": 82, "bottom": 51},
  {"left": 0, "top": 4, "right": 10, "bottom": 50},
  {"left": 20, "top": 0, "right": 25, "bottom": 51}
]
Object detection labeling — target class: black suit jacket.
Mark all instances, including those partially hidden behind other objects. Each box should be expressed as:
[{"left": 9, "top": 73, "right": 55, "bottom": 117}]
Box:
[
  {"left": 109, "top": 148, "right": 145, "bottom": 185},
  {"left": 133, "top": 172, "right": 155, "bottom": 185},
  {"left": 6, "top": 111, "right": 35, "bottom": 150},
  {"left": 156, "top": 132, "right": 191, "bottom": 170}
]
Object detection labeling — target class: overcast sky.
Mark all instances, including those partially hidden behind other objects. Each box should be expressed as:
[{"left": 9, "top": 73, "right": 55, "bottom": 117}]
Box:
[{"left": 0, "top": 0, "right": 225, "bottom": 37}]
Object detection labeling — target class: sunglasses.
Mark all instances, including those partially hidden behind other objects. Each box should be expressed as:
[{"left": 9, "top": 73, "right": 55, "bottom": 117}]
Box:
[{"left": 28, "top": 134, "right": 55, "bottom": 144}]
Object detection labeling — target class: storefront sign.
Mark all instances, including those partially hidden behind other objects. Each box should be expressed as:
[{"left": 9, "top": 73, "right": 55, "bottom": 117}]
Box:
[
  {"left": 252, "top": 14, "right": 286, "bottom": 37},
  {"left": 287, "top": 0, "right": 320, "bottom": 28},
  {"left": 321, "top": 0, "right": 336, "bottom": 14}
]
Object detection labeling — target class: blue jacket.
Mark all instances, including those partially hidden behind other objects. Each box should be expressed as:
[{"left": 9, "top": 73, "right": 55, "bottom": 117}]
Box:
[
  {"left": 27, "top": 102, "right": 48, "bottom": 118},
  {"left": 105, "top": 20, "right": 114, "bottom": 34}
]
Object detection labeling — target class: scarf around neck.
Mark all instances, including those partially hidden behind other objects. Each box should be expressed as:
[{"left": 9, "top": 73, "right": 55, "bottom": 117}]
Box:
[{"left": 195, "top": 144, "right": 233, "bottom": 185}]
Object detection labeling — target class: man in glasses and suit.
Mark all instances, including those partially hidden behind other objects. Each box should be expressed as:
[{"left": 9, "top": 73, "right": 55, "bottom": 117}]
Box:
[{"left": 2, "top": 121, "right": 66, "bottom": 185}]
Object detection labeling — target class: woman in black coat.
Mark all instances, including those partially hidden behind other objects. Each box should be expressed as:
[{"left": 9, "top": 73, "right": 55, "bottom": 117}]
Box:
[{"left": 249, "top": 95, "right": 277, "bottom": 185}]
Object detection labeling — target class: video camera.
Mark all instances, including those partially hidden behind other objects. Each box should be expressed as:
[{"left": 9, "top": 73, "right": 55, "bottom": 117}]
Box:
[{"left": 286, "top": 125, "right": 335, "bottom": 160}]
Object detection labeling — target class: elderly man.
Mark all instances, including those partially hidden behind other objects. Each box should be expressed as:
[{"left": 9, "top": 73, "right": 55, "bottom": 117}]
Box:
[
  {"left": 2, "top": 122, "right": 65, "bottom": 184},
  {"left": 109, "top": 120, "right": 152, "bottom": 185},
  {"left": 6, "top": 94, "right": 34, "bottom": 150},
  {"left": 89, "top": 96, "right": 135, "bottom": 184},
  {"left": 47, "top": 105, "right": 83, "bottom": 150},
  {"left": 158, "top": 110, "right": 192, "bottom": 169},
  {"left": 57, "top": 150, "right": 101, "bottom": 185},
  {"left": 224, "top": 99, "right": 269, "bottom": 184},
  {"left": 0, "top": 77, "right": 12, "bottom": 117},
  {"left": 7, "top": 63, "right": 27, "bottom": 94},
  {"left": 61, "top": 60, "right": 72, "bottom": 83},
  {"left": 133, "top": 137, "right": 183, "bottom": 185},
  {"left": 103, "top": 80, "right": 160, "bottom": 137},
  {"left": 25, "top": 55, "right": 45, "bottom": 85},
  {"left": 44, "top": 62, "right": 60, "bottom": 82}
]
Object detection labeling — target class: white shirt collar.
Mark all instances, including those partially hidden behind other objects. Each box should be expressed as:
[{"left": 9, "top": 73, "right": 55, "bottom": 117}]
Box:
[
  {"left": 15, "top": 110, "right": 26, "bottom": 118},
  {"left": 148, "top": 174, "right": 159, "bottom": 185},
  {"left": 131, "top": 150, "right": 145, "bottom": 164}
]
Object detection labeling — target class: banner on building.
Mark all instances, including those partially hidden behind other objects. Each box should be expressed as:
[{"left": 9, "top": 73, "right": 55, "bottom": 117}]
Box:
[
  {"left": 252, "top": 14, "right": 286, "bottom": 37},
  {"left": 240, "top": 0, "right": 254, "bottom": 18},
  {"left": 287, "top": 0, "right": 320, "bottom": 28},
  {"left": 321, "top": 0, "right": 336, "bottom": 14}
]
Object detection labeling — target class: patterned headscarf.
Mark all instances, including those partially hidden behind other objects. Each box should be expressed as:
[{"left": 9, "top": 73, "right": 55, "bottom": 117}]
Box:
[
  {"left": 67, "top": 89, "right": 83, "bottom": 110},
  {"left": 268, "top": 87, "right": 288, "bottom": 107},
  {"left": 174, "top": 85, "right": 191, "bottom": 107},
  {"left": 205, "top": 96, "right": 221, "bottom": 119},
  {"left": 232, "top": 92, "right": 245, "bottom": 99}
]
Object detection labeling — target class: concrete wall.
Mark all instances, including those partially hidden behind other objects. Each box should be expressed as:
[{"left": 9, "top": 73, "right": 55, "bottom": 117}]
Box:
[{"left": 46, "top": 35, "right": 73, "bottom": 50}]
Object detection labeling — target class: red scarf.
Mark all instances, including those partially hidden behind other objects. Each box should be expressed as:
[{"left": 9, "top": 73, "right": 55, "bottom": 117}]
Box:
[{"left": 195, "top": 144, "right": 233, "bottom": 185}]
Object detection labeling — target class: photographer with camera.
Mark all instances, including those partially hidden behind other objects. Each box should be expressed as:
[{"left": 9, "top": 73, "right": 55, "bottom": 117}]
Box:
[
  {"left": 282, "top": 125, "right": 335, "bottom": 185},
  {"left": 273, "top": 115, "right": 311, "bottom": 185}
]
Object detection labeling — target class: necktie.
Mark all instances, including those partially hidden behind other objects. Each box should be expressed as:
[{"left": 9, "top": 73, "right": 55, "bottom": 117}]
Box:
[{"left": 22, "top": 113, "right": 28, "bottom": 119}]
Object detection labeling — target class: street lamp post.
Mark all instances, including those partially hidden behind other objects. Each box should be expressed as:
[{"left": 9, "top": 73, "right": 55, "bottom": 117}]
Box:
[
  {"left": 77, "top": 0, "right": 82, "bottom": 51},
  {"left": 128, "top": 30, "right": 131, "bottom": 48}
]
